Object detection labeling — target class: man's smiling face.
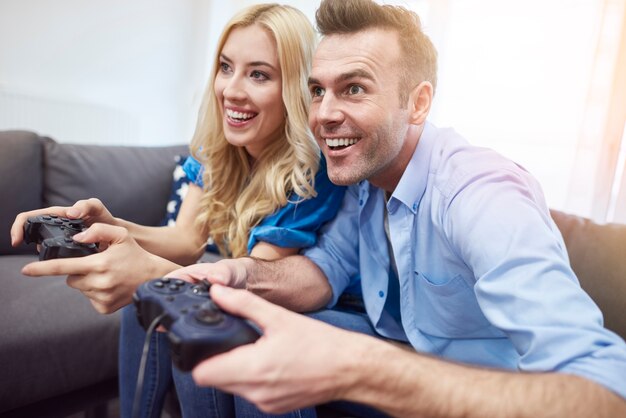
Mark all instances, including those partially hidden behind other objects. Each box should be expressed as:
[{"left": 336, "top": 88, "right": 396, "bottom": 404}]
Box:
[{"left": 308, "top": 28, "right": 410, "bottom": 187}]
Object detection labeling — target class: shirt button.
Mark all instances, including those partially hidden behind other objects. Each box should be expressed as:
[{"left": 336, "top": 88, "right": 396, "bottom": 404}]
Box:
[
  {"left": 378, "top": 290, "right": 384, "bottom": 298},
  {"left": 359, "top": 199, "right": 364, "bottom": 206}
]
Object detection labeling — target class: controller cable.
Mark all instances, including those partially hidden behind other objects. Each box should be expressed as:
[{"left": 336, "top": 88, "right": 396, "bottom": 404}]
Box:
[{"left": 132, "top": 312, "right": 167, "bottom": 418}]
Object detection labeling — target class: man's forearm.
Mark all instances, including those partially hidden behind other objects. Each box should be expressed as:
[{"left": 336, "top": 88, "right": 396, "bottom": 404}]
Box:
[
  {"left": 343, "top": 337, "right": 626, "bottom": 418},
  {"left": 243, "top": 255, "right": 333, "bottom": 312}
]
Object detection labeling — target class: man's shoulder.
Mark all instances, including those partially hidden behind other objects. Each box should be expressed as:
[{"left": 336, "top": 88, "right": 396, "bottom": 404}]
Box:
[{"left": 430, "top": 129, "right": 531, "bottom": 196}]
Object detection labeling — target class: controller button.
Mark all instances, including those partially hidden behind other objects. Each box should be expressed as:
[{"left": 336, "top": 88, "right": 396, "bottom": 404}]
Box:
[
  {"left": 153, "top": 281, "right": 165, "bottom": 288},
  {"left": 61, "top": 217, "right": 70, "bottom": 222},
  {"left": 43, "top": 216, "right": 51, "bottom": 220},
  {"left": 64, "top": 238, "right": 73, "bottom": 243},
  {"left": 174, "top": 279, "right": 185, "bottom": 286},
  {"left": 161, "top": 278, "right": 171, "bottom": 284},
  {"left": 169, "top": 284, "right": 180, "bottom": 291},
  {"left": 49, "top": 214, "right": 58, "bottom": 218},
  {"left": 195, "top": 303, "right": 224, "bottom": 325},
  {"left": 191, "top": 286, "right": 209, "bottom": 297},
  {"left": 54, "top": 219, "right": 63, "bottom": 224}
]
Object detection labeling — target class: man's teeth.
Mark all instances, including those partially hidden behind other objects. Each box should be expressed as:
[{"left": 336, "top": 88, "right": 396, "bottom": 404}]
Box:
[
  {"left": 325, "top": 138, "right": 358, "bottom": 147},
  {"left": 226, "top": 109, "right": 255, "bottom": 121}
]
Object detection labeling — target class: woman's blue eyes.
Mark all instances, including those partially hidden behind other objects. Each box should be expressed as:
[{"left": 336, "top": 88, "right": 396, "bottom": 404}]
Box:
[
  {"left": 218, "top": 63, "right": 268, "bottom": 81},
  {"left": 250, "top": 70, "right": 268, "bottom": 81}
]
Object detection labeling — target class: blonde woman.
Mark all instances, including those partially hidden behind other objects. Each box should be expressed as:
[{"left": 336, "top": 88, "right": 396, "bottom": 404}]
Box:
[
  {"left": 117, "top": 4, "right": 345, "bottom": 418},
  {"left": 11, "top": 4, "right": 345, "bottom": 417}
]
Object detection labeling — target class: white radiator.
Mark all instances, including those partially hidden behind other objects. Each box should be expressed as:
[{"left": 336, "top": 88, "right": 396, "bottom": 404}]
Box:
[{"left": 0, "top": 89, "right": 139, "bottom": 145}]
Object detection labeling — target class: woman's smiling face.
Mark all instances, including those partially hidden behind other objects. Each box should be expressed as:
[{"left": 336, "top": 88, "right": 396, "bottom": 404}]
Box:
[{"left": 214, "top": 24, "right": 284, "bottom": 160}]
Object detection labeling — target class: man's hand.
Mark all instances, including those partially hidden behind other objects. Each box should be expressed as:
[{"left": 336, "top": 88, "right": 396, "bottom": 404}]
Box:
[
  {"left": 191, "top": 285, "right": 368, "bottom": 414},
  {"left": 166, "top": 258, "right": 250, "bottom": 288},
  {"left": 21, "top": 223, "right": 179, "bottom": 314}
]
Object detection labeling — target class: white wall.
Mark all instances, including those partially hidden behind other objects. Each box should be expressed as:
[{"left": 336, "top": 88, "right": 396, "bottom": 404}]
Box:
[{"left": 0, "top": 0, "right": 212, "bottom": 145}]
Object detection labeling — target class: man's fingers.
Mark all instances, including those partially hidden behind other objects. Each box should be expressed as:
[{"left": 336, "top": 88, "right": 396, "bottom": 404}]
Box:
[
  {"left": 192, "top": 344, "right": 259, "bottom": 389},
  {"left": 210, "top": 285, "right": 284, "bottom": 329},
  {"left": 167, "top": 264, "right": 228, "bottom": 285}
]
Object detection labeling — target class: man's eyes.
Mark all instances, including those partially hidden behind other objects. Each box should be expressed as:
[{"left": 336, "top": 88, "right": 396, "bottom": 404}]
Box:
[
  {"left": 311, "top": 86, "right": 325, "bottom": 98},
  {"left": 310, "top": 84, "right": 364, "bottom": 99},
  {"left": 347, "top": 85, "right": 364, "bottom": 95}
]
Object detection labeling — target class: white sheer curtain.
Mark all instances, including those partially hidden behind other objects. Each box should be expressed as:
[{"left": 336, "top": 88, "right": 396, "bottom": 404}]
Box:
[{"left": 410, "top": 0, "right": 626, "bottom": 222}]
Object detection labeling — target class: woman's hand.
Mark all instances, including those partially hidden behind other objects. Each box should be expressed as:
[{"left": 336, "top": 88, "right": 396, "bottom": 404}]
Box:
[
  {"left": 11, "top": 198, "right": 117, "bottom": 248},
  {"left": 21, "top": 223, "right": 180, "bottom": 314}
]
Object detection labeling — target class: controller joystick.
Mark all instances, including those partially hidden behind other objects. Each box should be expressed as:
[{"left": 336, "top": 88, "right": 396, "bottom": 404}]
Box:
[
  {"left": 23, "top": 215, "right": 98, "bottom": 260},
  {"left": 133, "top": 278, "right": 260, "bottom": 371}
]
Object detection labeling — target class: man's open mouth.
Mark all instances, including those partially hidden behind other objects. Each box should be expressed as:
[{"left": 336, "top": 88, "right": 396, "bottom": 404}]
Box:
[{"left": 325, "top": 137, "right": 359, "bottom": 150}]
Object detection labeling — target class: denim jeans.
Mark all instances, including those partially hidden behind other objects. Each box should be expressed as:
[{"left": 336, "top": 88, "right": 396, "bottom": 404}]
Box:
[
  {"left": 119, "top": 305, "right": 173, "bottom": 418},
  {"left": 119, "top": 304, "right": 387, "bottom": 418}
]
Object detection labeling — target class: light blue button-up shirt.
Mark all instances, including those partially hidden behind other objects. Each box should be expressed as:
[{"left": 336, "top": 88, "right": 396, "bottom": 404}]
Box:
[{"left": 304, "top": 122, "right": 626, "bottom": 399}]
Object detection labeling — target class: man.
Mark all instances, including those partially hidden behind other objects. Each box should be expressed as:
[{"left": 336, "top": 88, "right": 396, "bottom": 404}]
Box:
[{"left": 170, "top": 0, "right": 626, "bottom": 416}]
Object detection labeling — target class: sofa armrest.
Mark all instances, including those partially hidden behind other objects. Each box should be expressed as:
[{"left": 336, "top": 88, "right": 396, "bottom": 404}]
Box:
[
  {"left": 0, "top": 131, "right": 45, "bottom": 255},
  {"left": 551, "top": 209, "right": 626, "bottom": 340}
]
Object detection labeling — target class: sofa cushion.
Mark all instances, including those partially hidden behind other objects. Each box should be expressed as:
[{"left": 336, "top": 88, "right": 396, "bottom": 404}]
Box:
[
  {"left": 0, "top": 131, "right": 44, "bottom": 256},
  {"left": 0, "top": 255, "right": 120, "bottom": 412},
  {"left": 42, "top": 139, "right": 188, "bottom": 227}
]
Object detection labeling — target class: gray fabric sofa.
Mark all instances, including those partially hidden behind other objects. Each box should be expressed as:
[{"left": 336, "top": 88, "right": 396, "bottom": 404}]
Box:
[{"left": 0, "top": 130, "right": 188, "bottom": 415}]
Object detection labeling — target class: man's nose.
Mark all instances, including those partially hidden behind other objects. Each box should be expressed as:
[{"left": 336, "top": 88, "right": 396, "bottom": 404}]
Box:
[{"left": 314, "top": 93, "right": 343, "bottom": 126}]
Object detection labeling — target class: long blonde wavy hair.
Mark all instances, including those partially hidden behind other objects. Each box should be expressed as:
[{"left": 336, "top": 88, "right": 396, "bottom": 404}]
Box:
[{"left": 189, "top": 4, "right": 319, "bottom": 258}]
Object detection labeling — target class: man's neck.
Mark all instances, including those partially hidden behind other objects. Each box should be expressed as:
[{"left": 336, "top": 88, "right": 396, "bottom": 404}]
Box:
[{"left": 369, "top": 123, "right": 423, "bottom": 193}]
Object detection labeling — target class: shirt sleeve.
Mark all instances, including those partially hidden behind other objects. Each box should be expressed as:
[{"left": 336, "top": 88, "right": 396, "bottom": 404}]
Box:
[
  {"left": 302, "top": 185, "right": 361, "bottom": 308},
  {"left": 444, "top": 165, "right": 626, "bottom": 400},
  {"left": 182, "top": 155, "right": 204, "bottom": 187},
  {"left": 247, "top": 157, "right": 347, "bottom": 253}
]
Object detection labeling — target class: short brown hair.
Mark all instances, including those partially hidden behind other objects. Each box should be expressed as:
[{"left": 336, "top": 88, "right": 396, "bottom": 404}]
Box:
[{"left": 316, "top": 0, "right": 437, "bottom": 102}]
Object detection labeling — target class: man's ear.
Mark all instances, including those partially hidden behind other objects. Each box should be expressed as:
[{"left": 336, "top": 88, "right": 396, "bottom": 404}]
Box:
[{"left": 407, "top": 81, "right": 433, "bottom": 125}]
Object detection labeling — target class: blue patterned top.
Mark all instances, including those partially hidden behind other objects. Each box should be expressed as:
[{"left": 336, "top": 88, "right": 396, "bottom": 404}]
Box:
[{"left": 182, "top": 155, "right": 346, "bottom": 254}]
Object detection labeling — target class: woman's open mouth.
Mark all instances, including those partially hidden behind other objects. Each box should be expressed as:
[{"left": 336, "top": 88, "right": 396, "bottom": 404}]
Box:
[{"left": 226, "top": 109, "right": 257, "bottom": 125}]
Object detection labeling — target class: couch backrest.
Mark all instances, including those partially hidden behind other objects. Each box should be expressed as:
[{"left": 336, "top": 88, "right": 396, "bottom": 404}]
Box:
[
  {"left": 41, "top": 138, "right": 188, "bottom": 227},
  {"left": 551, "top": 209, "right": 626, "bottom": 340},
  {"left": 0, "top": 130, "right": 188, "bottom": 255}
]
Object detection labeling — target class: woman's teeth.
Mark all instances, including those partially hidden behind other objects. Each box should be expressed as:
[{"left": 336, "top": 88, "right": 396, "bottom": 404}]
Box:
[{"left": 226, "top": 109, "right": 255, "bottom": 121}]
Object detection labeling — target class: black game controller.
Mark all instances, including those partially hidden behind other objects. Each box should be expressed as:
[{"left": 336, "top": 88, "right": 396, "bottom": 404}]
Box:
[
  {"left": 133, "top": 278, "right": 261, "bottom": 371},
  {"left": 23, "top": 215, "right": 98, "bottom": 261}
]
